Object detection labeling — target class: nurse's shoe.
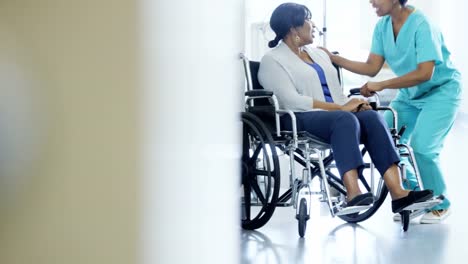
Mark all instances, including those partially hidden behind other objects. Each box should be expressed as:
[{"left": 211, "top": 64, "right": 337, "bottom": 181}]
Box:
[{"left": 420, "top": 208, "right": 451, "bottom": 224}]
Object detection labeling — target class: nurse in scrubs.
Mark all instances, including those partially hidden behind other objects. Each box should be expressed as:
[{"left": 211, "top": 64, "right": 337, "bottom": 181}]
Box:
[{"left": 321, "top": 0, "right": 461, "bottom": 223}]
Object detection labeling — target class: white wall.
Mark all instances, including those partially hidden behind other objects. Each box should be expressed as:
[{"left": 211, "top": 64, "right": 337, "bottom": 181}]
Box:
[
  {"left": 140, "top": 0, "right": 243, "bottom": 263},
  {"left": 439, "top": 1, "right": 468, "bottom": 114}
]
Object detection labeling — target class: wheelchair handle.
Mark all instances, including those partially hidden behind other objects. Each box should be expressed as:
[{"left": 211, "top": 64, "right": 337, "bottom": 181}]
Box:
[
  {"left": 392, "top": 125, "right": 407, "bottom": 141},
  {"left": 349, "top": 88, "right": 378, "bottom": 98},
  {"left": 397, "top": 125, "right": 407, "bottom": 138},
  {"left": 349, "top": 88, "right": 361, "bottom": 95},
  {"left": 348, "top": 88, "right": 378, "bottom": 111}
]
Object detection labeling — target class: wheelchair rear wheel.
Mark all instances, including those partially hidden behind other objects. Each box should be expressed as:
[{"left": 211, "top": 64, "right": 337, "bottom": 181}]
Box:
[{"left": 241, "top": 112, "right": 280, "bottom": 230}]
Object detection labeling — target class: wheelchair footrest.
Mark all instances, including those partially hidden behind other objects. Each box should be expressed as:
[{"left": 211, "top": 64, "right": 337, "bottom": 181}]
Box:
[
  {"left": 333, "top": 204, "right": 373, "bottom": 216},
  {"left": 401, "top": 195, "right": 443, "bottom": 211},
  {"left": 406, "top": 209, "right": 428, "bottom": 220}
]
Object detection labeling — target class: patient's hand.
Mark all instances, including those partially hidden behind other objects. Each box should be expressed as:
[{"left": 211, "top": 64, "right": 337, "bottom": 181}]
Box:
[
  {"left": 357, "top": 103, "right": 372, "bottom": 112},
  {"left": 341, "top": 98, "right": 369, "bottom": 112}
]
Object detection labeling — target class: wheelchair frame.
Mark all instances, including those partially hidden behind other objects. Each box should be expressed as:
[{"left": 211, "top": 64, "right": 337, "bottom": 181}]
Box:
[{"left": 239, "top": 53, "right": 443, "bottom": 237}]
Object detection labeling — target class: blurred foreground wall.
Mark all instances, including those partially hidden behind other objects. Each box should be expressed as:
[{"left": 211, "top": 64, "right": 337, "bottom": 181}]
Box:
[
  {"left": 0, "top": 0, "right": 242, "bottom": 264},
  {"left": 0, "top": 1, "right": 139, "bottom": 263}
]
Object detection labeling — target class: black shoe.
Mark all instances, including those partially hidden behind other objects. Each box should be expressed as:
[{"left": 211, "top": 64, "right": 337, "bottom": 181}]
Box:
[
  {"left": 345, "top": 193, "right": 374, "bottom": 207},
  {"left": 391, "top": 190, "right": 434, "bottom": 213}
]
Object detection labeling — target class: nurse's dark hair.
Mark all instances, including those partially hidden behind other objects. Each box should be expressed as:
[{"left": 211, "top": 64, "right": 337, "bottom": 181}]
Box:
[
  {"left": 399, "top": 0, "right": 408, "bottom": 5},
  {"left": 268, "top": 3, "right": 312, "bottom": 48}
]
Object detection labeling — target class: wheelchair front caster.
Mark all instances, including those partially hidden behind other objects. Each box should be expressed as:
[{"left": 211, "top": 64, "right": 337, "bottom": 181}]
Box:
[
  {"left": 297, "top": 198, "right": 309, "bottom": 237},
  {"left": 401, "top": 211, "right": 410, "bottom": 232}
]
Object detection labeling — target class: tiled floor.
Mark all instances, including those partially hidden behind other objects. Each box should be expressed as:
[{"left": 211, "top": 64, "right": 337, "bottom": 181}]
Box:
[{"left": 241, "top": 115, "right": 468, "bottom": 264}]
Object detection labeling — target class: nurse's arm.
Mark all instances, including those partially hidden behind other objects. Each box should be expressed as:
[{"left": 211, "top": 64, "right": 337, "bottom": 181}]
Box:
[
  {"left": 330, "top": 52, "right": 385, "bottom": 77},
  {"left": 375, "top": 61, "right": 435, "bottom": 90}
]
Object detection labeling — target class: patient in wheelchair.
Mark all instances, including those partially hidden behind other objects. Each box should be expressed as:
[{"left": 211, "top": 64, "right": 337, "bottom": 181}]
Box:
[{"left": 258, "top": 2, "right": 433, "bottom": 213}]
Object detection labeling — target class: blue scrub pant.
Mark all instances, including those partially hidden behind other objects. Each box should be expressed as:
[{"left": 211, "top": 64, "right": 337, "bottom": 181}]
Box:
[
  {"left": 384, "top": 91, "right": 460, "bottom": 210},
  {"left": 282, "top": 110, "right": 399, "bottom": 178}
]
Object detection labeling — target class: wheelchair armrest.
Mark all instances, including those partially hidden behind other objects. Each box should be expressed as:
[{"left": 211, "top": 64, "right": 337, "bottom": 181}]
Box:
[
  {"left": 276, "top": 109, "right": 298, "bottom": 148},
  {"left": 245, "top": 90, "right": 273, "bottom": 97},
  {"left": 375, "top": 106, "right": 398, "bottom": 132},
  {"left": 348, "top": 88, "right": 382, "bottom": 111},
  {"left": 244, "top": 91, "right": 317, "bottom": 149},
  {"left": 245, "top": 93, "right": 283, "bottom": 139},
  {"left": 345, "top": 91, "right": 399, "bottom": 133}
]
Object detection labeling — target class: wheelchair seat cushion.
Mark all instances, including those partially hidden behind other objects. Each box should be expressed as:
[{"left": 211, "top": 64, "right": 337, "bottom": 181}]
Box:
[{"left": 279, "top": 130, "right": 330, "bottom": 150}]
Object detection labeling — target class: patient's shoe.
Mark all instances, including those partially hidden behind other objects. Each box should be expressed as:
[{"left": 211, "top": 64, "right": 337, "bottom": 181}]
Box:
[
  {"left": 420, "top": 208, "right": 451, "bottom": 224},
  {"left": 391, "top": 190, "right": 434, "bottom": 213},
  {"left": 345, "top": 193, "right": 373, "bottom": 207}
]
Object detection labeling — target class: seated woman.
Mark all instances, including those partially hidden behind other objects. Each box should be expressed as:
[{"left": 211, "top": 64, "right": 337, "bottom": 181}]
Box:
[{"left": 258, "top": 2, "right": 433, "bottom": 213}]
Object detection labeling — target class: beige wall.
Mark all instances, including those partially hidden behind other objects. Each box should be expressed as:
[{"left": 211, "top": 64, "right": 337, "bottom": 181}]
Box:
[{"left": 0, "top": 1, "right": 138, "bottom": 263}]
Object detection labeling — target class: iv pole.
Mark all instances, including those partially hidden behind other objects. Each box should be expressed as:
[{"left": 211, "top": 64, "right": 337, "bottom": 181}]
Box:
[
  {"left": 320, "top": 0, "right": 327, "bottom": 48},
  {"left": 319, "top": 0, "right": 345, "bottom": 86}
]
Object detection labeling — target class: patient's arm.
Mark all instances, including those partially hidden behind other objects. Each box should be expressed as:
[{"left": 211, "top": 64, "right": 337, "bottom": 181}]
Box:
[
  {"left": 312, "top": 100, "right": 342, "bottom": 111},
  {"left": 314, "top": 98, "right": 369, "bottom": 112}
]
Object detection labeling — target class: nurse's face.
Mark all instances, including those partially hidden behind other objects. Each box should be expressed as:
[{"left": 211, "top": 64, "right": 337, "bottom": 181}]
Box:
[{"left": 369, "top": 0, "right": 397, "bottom": 17}]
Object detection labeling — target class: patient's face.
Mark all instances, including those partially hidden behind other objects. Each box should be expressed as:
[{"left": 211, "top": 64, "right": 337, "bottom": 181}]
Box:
[
  {"left": 297, "top": 19, "right": 315, "bottom": 46},
  {"left": 369, "top": 0, "right": 394, "bottom": 17}
]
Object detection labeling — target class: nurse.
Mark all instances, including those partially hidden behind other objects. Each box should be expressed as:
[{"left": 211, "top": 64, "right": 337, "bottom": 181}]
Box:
[{"left": 321, "top": 0, "right": 461, "bottom": 223}]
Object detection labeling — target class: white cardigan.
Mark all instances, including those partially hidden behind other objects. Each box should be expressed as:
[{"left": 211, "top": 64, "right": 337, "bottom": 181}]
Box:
[{"left": 258, "top": 42, "right": 349, "bottom": 112}]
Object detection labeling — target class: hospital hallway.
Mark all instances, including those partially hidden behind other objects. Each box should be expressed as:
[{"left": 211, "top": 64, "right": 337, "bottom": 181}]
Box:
[
  {"left": 241, "top": 114, "right": 468, "bottom": 264},
  {"left": 2, "top": 1, "right": 468, "bottom": 263}
]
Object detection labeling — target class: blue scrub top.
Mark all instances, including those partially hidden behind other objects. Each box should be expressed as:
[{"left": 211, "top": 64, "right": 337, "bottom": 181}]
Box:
[{"left": 370, "top": 6, "right": 461, "bottom": 101}]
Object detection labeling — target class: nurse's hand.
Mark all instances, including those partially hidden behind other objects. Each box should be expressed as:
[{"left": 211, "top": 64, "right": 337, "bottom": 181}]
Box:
[
  {"left": 318, "top": 46, "right": 332, "bottom": 57},
  {"left": 360, "top": 82, "right": 384, "bottom": 97},
  {"left": 367, "top": 81, "right": 385, "bottom": 92}
]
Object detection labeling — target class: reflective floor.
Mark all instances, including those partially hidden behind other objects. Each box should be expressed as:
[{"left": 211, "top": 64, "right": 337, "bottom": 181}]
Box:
[{"left": 241, "top": 115, "right": 468, "bottom": 264}]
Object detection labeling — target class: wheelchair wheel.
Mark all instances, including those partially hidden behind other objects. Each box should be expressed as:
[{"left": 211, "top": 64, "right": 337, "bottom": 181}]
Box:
[
  {"left": 292, "top": 146, "right": 389, "bottom": 223},
  {"left": 297, "top": 198, "right": 308, "bottom": 238},
  {"left": 241, "top": 112, "right": 280, "bottom": 230}
]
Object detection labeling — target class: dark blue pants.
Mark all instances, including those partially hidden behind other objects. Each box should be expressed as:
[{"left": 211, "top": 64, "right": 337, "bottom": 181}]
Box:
[{"left": 282, "top": 110, "right": 399, "bottom": 178}]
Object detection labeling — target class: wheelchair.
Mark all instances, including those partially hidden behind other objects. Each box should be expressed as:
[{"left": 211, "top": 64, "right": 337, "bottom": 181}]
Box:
[{"left": 239, "top": 53, "right": 444, "bottom": 237}]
